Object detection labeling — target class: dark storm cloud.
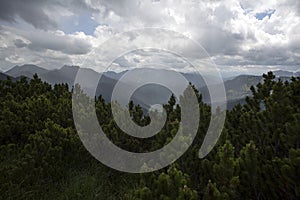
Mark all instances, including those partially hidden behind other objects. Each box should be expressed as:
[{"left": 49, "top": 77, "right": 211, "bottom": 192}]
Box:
[
  {"left": 0, "top": 0, "right": 57, "bottom": 30},
  {"left": 2, "top": 25, "right": 92, "bottom": 55},
  {"left": 0, "top": 0, "right": 299, "bottom": 73},
  {"left": 14, "top": 39, "right": 28, "bottom": 48},
  {"left": 0, "top": 0, "right": 95, "bottom": 30}
]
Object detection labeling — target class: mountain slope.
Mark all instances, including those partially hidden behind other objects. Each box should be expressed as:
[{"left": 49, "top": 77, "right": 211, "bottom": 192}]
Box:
[
  {"left": 5, "top": 64, "right": 48, "bottom": 78},
  {"left": 273, "top": 70, "right": 294, "bottom": 77},
  {"left": 225, "top": 75, "right": 263, "bottom": 100},
  {"left": 3, "top": 64, "right": 299, "bottom": 110},
  {"left": 0, "top": 72, "right": 9, "bottom": 80},
  {"left": 40, "top": 65, "right": 82, "bottom": 86},
  {"left": 0, "top": 72, "right": 27, "bottom": 82}
]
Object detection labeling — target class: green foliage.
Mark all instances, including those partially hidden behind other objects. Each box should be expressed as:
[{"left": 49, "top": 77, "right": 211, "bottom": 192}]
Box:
[
  {"left": 0, "top": 72, "right": 299, "bottom": 199},
  {"left": 134, "top": 166, "right": 198, "bottom": 200}
]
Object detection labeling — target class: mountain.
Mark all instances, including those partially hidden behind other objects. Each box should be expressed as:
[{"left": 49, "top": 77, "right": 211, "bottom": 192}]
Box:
[
  {"left": 0, "top": 72, "right": 11, "bottom": 80},
  {"left": 101, "top": 69, "right": 183, "bottom": 108},
  {"left": 40, "top": 65, "right": 82, "bottom": 86},
  {"left": 3, "top": 65, "right": 121, "bottom": 103},
  {"left": 294, "top": 71, "right": 300, "bottom": 76},
  {"left": 224, "top": 75, "right": 263, "bottom": 100},
  {"left": 5, "top": 64, "right": 49, "bottom": 78},
  {"left": 0, "top": 72, "right": 28, "bottom": 82},
  {"left": 2, "top": 64, "right": 299, "bottom": 110},
  {"left": 40, "top": 65, "right": 117, "bottom": 102},
  {"left": 104, "top": 70, "right": 128, "bottom": 80},
  {"left": 273, "top": 70, "right": 294, "bottom": 77},
  {"left": 198, "top": 74, "right": 295, "bottom": 108}
]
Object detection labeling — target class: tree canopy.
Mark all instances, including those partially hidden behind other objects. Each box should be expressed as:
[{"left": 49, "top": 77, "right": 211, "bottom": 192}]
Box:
[{"left": 0, "top": 72, "right": 299, "bottom": 199}]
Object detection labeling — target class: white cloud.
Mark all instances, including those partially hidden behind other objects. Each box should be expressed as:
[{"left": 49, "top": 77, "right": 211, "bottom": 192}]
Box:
[
  {"left": 0, "top": 25, "right": 93, "bottom": 70},
  {"left": 0, "top": 0, "right": 299, "bottom": 75}
]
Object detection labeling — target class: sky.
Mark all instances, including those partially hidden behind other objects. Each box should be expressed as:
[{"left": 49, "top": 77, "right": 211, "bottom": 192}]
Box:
[{"left": 0, "top": 0, "right": 299, "bottom": 76}]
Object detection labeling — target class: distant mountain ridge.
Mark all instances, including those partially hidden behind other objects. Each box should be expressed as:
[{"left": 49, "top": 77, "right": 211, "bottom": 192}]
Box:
[
  {"left": 0, "top": 72, "right": 12, "bottom": 81},
  {"left": 5, "top": 64, "right": 49, "bottom": 78},
  {"left": 3, "top": 64, "right": 300, "bottom": 110},
  {"left": 0, "top": 72, "right": 29, "bottom": 82},
  {"left": 273, "top": 70, "right": 295, "bottom": 77}
]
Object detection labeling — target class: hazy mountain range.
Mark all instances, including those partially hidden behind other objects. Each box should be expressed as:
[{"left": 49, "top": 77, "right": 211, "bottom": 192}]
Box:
[{"left": 1, "top": 64, "right": 299, "bottom": 110}]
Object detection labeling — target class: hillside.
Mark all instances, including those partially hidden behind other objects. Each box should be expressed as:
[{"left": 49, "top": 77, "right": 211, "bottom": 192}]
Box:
[
  {"left": 2, "top": 64, "right": 299, "bottom": 110},
  {"left": 0, "top": 72, "right": 299, "bottom": 199},
  {"left": 5, "top": 64, "right": 49, "bottom": 78}
]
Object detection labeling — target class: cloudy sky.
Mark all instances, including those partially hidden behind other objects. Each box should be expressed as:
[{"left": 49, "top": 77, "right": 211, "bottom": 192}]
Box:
[{"left": 0, "top": 0, "right": 299, "bottom": 76}]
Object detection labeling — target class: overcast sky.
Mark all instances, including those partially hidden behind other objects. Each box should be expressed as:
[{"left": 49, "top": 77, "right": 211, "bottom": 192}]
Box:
[{"left": 0, "top": 0, "right": 299, "bottom": 76}]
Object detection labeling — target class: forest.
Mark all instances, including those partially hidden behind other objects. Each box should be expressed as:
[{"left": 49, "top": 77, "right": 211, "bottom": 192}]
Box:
[{"left": 0, "top": 72, "right": 299, "bottom": 199}]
